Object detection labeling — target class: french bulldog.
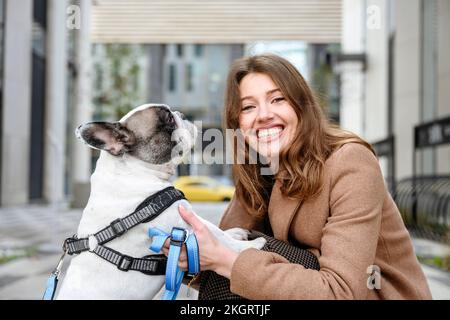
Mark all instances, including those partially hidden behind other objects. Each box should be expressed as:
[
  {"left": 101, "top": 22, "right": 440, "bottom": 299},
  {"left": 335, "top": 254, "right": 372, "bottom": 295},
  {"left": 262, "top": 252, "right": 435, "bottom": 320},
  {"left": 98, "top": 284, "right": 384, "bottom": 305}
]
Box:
[{"left": 56, "top": 103, "right": 265, "bottom": 299}]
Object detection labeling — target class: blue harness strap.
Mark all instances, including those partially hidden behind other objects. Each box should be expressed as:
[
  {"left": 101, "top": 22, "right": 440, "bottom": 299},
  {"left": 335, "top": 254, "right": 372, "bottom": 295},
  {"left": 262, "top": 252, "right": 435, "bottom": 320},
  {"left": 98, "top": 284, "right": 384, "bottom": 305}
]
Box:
[{"left": 149, "top": 227, "right": 200, "bottom": 300}]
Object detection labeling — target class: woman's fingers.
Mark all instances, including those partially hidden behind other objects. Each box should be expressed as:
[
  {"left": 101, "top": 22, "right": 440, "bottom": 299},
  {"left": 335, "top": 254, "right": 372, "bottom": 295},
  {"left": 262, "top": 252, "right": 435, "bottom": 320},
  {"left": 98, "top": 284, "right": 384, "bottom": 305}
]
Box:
[
  {"left": 178, "top": 205, "right": 204, "bottom": 231},
  {"left": 158, "top": 205, "right": 205, "bottom": 269},
  {"left": 161, "top": 238, "right": 187, "bottom": 261},
  {"left": 178, "top": 262, "right": 188, "bottom": 271}
]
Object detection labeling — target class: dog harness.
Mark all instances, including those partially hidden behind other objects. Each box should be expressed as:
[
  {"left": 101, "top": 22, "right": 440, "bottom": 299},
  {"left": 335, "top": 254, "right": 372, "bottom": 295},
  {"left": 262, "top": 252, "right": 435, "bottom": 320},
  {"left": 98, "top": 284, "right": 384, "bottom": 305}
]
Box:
[
  {"left": 43, "top": 186, "right": 186, "bottom": 300},
  {"left": 148, "top": 227, "right": 200, "bottom": 300}
]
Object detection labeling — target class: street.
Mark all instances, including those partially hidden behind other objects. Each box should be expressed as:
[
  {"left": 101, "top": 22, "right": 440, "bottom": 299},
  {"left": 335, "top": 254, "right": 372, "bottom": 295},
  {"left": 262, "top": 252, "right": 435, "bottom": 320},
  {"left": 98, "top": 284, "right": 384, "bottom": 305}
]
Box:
[{"left": 0, "top": 202, "right": 449, "bottom": 300}]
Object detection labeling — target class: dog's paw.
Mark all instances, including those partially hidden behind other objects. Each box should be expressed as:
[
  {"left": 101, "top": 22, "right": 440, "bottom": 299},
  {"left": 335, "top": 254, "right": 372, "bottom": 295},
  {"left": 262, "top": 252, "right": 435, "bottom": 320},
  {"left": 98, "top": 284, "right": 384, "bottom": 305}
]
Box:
[
  {"left": 248, "top": 237, "right": 266, "bottom": 250},
  {"left": 225, "top": 227, "right": 251, "bottom": 240}
]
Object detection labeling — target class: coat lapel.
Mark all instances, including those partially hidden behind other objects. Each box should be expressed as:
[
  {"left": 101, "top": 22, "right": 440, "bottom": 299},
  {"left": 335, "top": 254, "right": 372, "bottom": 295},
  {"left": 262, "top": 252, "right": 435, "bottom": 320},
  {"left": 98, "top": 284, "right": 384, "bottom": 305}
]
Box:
[{"left": 268, "top": 179, "right": 303, "bottom": 242}]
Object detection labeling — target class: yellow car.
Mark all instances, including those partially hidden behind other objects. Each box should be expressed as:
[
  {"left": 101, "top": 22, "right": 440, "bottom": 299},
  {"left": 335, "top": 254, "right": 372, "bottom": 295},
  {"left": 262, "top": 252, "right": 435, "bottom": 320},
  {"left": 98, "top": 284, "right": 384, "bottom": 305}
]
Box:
[{"left": 173, "top": 176, "right": 235, "bottom": 202}]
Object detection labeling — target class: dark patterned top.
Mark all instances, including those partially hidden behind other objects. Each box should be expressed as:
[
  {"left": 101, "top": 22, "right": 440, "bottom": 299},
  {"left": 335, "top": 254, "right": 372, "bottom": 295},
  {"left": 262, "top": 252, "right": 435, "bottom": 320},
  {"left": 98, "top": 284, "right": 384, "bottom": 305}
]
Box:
[{"left": 198, "top": 230, "right": 320, "bottom": 300}]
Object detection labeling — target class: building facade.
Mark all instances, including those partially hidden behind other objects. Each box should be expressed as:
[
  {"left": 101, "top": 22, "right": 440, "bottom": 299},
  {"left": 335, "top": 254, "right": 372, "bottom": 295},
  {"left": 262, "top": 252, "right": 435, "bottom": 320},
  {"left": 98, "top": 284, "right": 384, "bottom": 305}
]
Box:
[
  {"left": 0, "top": 0, "right": 92, "bottom": 207},
  {"left": 340, "top": 0, "right": 450, "bottom": 188},
  {"left": 1, "top": 0, "right": 343, "bottom": 207}
]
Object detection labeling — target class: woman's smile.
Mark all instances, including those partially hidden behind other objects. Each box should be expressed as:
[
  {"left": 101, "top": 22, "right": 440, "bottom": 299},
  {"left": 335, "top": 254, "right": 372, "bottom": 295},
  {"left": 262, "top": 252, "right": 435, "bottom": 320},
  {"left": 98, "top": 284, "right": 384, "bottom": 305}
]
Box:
[{"left": 256, "top": 125, "right": 284, "bottom": 142}]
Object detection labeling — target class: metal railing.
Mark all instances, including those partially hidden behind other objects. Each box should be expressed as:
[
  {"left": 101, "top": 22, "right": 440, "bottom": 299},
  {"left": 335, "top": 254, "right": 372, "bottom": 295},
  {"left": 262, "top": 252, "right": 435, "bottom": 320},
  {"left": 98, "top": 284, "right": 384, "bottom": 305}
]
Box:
[{"left": 394, "top": 176, "right": 450, "bottom": 243}]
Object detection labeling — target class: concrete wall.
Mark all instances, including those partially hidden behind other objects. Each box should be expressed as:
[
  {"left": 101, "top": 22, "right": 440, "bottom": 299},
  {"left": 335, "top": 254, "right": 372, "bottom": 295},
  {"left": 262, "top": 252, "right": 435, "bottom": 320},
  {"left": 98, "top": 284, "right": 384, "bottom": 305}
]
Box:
[
  {"left": 341, "top": 0, "right": 450, "bottom": 181},
  {"left": 393, "top": 0, "right": 422, "bottom": 180},
  {"left": 340, "top": 0, "right": 365, "bottom": 136},
  {"left": 436, "top": 0, "right": 450, "bottom": 174},
  {"left": 1, "top": 0, "right": 33, "bottom": 205},
  {"left": 393, "top": 0, "right": 450, "bottom": 179},
  {"left": 72, "top": 0, "right": 93, "bottom": 208},
  {"left": 365, "top": 0, "right": 389, "bottom": 143},
  {"left": 43, "top": 0, "right": 68, "bottom": 207},
  {"left": 340, "top": 0, "right": 390, "bottom": 177}
]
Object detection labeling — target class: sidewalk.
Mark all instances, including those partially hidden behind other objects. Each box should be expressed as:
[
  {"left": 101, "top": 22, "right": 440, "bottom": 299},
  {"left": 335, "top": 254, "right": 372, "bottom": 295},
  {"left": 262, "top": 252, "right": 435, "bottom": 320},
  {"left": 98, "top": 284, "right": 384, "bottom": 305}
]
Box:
[
  {"left": 411, "top": 237, "right": 450, "bottom": 300},
  {"left": 0, "top": 203, "right": 228, "bottom": 300},
  {"left": 1, "top": 204, "right": 449, "bottom": 300}
]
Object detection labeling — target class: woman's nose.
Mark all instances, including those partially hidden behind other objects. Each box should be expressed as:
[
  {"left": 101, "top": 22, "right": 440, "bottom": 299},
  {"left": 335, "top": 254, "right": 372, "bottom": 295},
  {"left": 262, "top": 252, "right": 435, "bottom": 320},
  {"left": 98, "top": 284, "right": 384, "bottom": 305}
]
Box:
[{"left": 256, "top": 103, "right": 274, "bottom": 122}]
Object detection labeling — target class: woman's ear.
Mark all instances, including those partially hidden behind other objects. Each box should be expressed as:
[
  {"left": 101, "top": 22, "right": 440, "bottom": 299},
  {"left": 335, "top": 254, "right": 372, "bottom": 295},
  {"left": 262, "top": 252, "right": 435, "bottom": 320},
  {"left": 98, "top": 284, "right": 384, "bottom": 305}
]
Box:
[{"left": 75, "top": 121, "right": 136, "bottom": 156}]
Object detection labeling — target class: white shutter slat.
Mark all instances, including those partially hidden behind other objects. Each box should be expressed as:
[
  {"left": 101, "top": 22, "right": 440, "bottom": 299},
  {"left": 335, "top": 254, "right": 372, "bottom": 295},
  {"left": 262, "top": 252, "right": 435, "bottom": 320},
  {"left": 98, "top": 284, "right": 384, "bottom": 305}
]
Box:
[{"left": 91, "top": 0, "right": 341, "bottom": 43}]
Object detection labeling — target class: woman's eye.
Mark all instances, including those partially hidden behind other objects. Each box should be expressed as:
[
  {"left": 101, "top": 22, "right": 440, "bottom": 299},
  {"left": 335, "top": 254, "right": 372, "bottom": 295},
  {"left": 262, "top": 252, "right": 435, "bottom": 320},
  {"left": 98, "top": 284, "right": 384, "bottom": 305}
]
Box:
[
  {"left": 272, "top": 97, "right": 285, "bottom": 103},
  {"left": 241, "top": 105, "right": 255, "bottom": 112}
]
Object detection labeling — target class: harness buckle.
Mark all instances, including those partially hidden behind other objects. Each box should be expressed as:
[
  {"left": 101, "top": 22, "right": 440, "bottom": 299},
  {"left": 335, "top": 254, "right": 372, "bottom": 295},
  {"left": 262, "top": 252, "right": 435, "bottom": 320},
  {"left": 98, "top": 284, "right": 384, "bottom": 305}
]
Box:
[
  {"left": 110, "top": 218, "right": 126, "bottom": 236},
  {"left": 170, "top": 227, "right": 187, "bottom": 247},
  {"left": 117, "top": 255, "right": 133, "bottom": 271},
  {"left": 64, "top": 235, "right": 79, "bottom": 255}
]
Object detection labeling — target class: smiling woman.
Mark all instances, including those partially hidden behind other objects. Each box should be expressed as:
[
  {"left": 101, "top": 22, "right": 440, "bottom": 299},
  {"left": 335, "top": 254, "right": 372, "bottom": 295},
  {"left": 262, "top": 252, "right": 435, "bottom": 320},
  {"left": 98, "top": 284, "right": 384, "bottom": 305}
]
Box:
[
  {"left": 171, "top": 54, "right": 433, "bottom": 300},
  {"left": 225, "top": 54, "right": 374, "bottom": 219}
]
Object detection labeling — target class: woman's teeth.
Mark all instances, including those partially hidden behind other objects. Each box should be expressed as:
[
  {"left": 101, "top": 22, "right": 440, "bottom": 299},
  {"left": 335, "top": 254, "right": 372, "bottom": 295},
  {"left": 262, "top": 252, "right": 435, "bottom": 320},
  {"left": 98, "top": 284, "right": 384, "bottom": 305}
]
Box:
[{"left": 257, "top": 127, "right": 283, "bottom": 139}]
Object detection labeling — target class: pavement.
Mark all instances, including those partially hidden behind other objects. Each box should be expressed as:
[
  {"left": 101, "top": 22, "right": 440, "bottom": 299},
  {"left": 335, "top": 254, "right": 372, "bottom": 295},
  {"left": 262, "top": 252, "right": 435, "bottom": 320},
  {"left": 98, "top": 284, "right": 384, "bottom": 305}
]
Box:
[
  {"left": 1, "top": 203, "right": 450, "bottom": 300},
  {"left": 0, "top": 202, "right": 227, "bottom": 300}
]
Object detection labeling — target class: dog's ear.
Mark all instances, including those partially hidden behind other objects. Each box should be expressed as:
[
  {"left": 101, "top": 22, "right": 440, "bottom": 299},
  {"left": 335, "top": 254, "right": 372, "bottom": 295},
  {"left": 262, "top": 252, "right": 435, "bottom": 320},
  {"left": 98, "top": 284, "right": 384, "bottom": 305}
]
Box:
[{"left": 76, "top": 121, "right": 136, "bottom": 156}]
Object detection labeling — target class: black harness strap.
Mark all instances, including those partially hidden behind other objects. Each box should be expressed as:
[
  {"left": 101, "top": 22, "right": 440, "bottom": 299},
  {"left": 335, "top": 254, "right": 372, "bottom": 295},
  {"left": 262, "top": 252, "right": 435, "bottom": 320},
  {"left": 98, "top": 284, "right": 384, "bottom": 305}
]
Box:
[
  {"left": 65, "top": 186, "right": 185, "bottom": 275},
  {"left": 67, "top": 186, "right": 185, "bottom": 254},
  {"left": 66, "top": 238, "right": 89, "bottom": 255},
  {"left": 93, "top": 245, "right": 167, "bottom": 275}
]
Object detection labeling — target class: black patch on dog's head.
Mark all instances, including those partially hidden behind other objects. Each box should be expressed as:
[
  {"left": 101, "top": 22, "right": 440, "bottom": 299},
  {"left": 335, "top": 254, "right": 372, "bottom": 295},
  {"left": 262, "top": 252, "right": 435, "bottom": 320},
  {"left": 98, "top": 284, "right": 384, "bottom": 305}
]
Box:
[{"left": 76, "top": 105, "right": 184, "bottom": 164}]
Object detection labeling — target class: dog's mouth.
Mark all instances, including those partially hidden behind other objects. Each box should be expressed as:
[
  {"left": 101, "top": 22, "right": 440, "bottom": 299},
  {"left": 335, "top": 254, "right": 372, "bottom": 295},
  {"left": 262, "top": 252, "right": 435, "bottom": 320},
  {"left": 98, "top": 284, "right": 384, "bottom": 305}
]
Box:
[
  {"left": 177, "top": 112, "right": 186, "bottom": 120},
  {"left": 172, "top": 111, "right": 187, "bottom": 130}
]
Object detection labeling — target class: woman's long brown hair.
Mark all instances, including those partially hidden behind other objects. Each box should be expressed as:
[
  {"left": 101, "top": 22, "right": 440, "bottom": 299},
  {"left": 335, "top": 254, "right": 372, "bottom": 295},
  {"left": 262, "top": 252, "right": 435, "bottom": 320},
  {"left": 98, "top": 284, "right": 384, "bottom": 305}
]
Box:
[{"left": 224, "top": 54, "right": 375, "bottom": 218}]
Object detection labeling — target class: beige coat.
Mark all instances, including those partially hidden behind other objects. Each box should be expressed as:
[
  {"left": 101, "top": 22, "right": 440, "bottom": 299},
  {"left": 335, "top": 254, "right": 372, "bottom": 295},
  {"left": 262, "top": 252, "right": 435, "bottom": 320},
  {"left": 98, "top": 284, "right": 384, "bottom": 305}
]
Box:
[{"left": 219, "top": 143, "right": 432, "bottom": 300}]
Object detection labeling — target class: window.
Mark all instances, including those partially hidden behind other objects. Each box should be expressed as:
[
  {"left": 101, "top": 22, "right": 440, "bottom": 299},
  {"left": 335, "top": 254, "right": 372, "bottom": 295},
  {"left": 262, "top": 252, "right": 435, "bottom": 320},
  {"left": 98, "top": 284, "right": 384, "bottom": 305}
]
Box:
[
  {"left": 185, "top": 64, "right": 193, "bottom": 91},
  {"left": 168, "top": 64, "right": 176, "bottom": 92},
  {"left": 176, "top": 44, "right": 183, "bottom": 57},
  {"left": 194, "top": 44, "right": 203, "bottom": 57}
]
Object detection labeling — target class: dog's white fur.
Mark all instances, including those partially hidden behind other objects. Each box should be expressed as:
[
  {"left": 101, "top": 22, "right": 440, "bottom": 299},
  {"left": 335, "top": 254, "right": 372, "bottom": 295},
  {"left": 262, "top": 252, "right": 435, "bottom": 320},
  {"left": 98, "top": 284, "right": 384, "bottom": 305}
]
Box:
[{"left": 56, "top": 104, "right": 265, "bottom": 300}]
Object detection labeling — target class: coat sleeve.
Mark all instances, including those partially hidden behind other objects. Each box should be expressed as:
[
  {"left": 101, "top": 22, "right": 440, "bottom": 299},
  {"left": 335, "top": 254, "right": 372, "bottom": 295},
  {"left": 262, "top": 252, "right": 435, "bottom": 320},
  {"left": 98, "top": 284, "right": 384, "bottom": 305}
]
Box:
[{"left": 229, "top": 144, "right": 385, "bottom": 299}]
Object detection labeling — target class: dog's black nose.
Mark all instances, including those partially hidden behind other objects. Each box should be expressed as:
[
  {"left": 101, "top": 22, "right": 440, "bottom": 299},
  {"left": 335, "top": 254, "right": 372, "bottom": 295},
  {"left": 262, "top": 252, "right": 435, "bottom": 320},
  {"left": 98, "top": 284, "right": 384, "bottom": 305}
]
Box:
[
  {"left": 158, "top": 108, "right": 176, "bottom": 129},
  {"left": 166, "top": 111, "right": 175, "bottom": 124}
]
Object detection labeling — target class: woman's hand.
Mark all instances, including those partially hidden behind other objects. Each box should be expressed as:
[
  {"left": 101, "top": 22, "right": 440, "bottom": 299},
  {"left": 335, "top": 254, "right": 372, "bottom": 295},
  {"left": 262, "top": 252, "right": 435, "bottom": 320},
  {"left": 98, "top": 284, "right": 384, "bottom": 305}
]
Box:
[{"left": 161, "top": 205, "right": 239, "bottom": 279}]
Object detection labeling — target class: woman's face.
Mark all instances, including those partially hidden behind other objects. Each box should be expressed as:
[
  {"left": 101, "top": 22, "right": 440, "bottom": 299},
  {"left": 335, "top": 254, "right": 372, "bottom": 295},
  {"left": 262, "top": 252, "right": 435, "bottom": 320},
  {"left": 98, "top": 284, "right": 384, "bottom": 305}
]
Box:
[{"left": 238, "top": 72, "right": 299, "bottom": 159}]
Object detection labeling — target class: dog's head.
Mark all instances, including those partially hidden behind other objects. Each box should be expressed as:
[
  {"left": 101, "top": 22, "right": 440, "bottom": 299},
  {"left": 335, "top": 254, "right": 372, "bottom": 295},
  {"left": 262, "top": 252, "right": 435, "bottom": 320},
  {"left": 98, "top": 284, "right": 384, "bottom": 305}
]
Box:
[{"left": 75, "top": 104, "right": 197, "bottom": 165}]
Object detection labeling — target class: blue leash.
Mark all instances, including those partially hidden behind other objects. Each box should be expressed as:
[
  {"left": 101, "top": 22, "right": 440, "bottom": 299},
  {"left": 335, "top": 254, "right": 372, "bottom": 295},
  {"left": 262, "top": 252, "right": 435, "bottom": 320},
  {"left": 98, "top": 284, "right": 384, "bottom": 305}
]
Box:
[
  {"left": 149, "top": 227, "right": 200, "bottom": 300},
  {"left": 43, "top": 250, "right": 67, "bottom": 300}
]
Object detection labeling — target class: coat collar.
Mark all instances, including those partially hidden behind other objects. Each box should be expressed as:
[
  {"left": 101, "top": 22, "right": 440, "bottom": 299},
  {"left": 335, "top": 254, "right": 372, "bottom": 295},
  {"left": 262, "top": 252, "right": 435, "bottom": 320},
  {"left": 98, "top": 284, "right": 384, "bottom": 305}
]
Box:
[{"left": 268, "top": 179, "right": 303, "bottom": 242}]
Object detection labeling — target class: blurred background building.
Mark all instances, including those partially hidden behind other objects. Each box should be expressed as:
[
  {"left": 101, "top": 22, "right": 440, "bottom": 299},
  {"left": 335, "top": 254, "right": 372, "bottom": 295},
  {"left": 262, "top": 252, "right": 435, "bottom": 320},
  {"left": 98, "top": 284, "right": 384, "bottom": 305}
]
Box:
[
  {"left": 339, "top": 0, "right": 450, "bottom": 190},
  {"left": 0, "top": 0, "right": 92, "bottom": 209},
  {"left": 0, "top": 1, "right": 448, "bottom": 235},
  {"left": 0, "top": 0, "right": 343, "bottom": 208}
]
